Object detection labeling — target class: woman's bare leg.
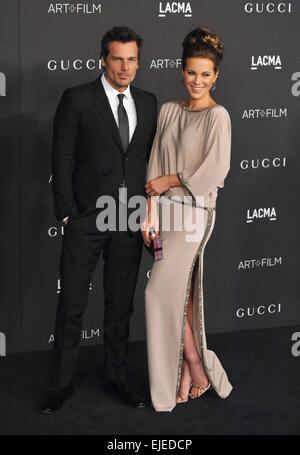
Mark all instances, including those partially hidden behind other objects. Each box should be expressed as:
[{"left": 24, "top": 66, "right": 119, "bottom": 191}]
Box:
[
  {"left": 176, "top": 357, "right": 192, "bottom": 402},
  {"left": 177, "top": 263, "right": 209, "bottom": 401},
  {"left": 184, "top": 294, "right": 209, "bottom": 397}
]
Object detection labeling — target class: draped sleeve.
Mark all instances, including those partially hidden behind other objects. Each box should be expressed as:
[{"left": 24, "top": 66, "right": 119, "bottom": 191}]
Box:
[{"left": 177, "top": 106, "right": 231, "bottom": 198}]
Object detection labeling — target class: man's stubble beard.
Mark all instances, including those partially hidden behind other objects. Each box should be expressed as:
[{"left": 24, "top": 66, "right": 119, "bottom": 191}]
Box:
[{"left": 104, "top": 70, "right": 132, "bottom": 90}]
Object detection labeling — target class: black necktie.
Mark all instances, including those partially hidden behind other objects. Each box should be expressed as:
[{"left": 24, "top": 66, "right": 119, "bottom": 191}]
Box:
[{"left": 117, "top": 93, "right": 129, "bottom": 152}]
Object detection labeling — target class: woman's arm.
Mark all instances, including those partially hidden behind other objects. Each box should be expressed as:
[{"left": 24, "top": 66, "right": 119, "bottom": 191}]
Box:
[{"left": 177, "top": 108, "right": 231, "bottom": 198}]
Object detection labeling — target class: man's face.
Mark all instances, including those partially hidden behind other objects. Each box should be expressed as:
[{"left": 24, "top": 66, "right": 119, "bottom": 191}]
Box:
[{"left": 101, "top": 41, "right": 139, "bottom": 92}]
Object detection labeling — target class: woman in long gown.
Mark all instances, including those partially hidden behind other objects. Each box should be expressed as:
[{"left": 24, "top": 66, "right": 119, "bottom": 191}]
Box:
[{"left": 142, "top": 27, "right": 233, "bottom": 412}]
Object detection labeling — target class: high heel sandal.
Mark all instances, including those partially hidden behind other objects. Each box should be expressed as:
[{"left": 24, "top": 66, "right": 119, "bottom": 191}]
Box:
[
  {"left": 176, "top": 383, "right": 193, "bottom": 404},
  {"left": 189, "top": 383, "right": 211, "bottom": 399},
  {"left": 176, "top": 393, "right": 188, "bottom": 404}
]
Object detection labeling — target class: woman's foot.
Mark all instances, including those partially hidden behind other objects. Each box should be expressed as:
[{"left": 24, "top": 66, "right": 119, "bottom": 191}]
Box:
[
  {"left": 189, "top": 383, "right": 211, "bottom": 399},
  {"left": 176, "top": 359, "right": 193, "bottom": 403},
  {"left": 188, "top": 360, "right": 209, "bottom": 398}
]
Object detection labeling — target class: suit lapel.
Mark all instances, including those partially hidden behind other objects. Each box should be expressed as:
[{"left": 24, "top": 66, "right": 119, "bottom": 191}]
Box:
[
  {"left": 92, "top": 78, "right": 145, "bottom": 155},
  {"left": 92, "top": 77, "right": 124, "bottom": 152},
  {"left": 127, "top": 86, "right": 144, "bottom": 155}
]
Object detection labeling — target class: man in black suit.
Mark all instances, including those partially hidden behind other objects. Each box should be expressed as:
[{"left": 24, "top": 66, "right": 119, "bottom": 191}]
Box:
[{"left": 41, "top": 26, "right": 157, "bottom": 413}]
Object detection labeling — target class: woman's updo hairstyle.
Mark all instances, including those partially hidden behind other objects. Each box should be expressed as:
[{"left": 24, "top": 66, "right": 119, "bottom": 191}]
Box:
[{"left": 182, "top": 26, "right": 224, "bottom": 72}]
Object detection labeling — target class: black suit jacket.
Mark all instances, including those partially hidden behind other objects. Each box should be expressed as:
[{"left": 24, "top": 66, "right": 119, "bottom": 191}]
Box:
[{"left": 51, "top": 76, "right": 157, "bottom": 222}]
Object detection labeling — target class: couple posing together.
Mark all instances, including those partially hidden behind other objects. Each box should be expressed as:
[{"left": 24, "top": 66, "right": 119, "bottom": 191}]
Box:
[{"left": 41, "top": 25, "right": 233, "bottom": 414}]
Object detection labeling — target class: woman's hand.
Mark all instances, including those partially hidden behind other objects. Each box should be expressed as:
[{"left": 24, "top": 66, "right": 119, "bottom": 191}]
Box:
[
  {"left": 140, "top": 198, "right": 160, "bottom": 247},
  {"left": 141, "top": 217, "right": 160, "bottom": 247},
  {"left": 145, "top": 174, "right": 181, "bottom": 196},
  {"left": 145, "top": 176, "right": 171, "bottom": 196}
]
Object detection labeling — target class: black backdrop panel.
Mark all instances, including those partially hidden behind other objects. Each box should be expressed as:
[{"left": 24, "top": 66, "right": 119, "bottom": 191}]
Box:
[
  {"left": 0, "top": 0, "right": 21, "bottom": 353},
  {"left": 1, "top": 0, "right": 299, "bottom": 353}
]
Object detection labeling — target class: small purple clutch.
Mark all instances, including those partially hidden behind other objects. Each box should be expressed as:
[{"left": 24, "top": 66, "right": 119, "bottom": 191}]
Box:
[
  {"left": 153, "top": 237, "right": 163, "bottom": 261},
  {"left": 150, "top": 227, "right": 163, "bottom": 261}
]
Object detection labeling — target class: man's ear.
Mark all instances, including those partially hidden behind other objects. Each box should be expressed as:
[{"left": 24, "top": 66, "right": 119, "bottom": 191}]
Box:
[{"left": 101, "top": 56, "right": 106, "bottom": 69}]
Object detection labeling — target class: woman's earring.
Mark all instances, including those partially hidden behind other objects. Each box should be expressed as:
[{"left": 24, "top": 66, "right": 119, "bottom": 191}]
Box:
[{"left": 211, "top": 81, "right": 216, "bottom": 91}]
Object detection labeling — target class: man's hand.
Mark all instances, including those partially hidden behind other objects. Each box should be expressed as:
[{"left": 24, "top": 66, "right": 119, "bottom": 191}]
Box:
[{"left": 63, "top": 217, "right": 69, "bottom": 225}]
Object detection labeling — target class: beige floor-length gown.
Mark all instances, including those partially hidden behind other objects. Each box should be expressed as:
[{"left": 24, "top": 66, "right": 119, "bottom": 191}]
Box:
[{"left": 145, "top": 101, "right": 233, "bottom": 412}]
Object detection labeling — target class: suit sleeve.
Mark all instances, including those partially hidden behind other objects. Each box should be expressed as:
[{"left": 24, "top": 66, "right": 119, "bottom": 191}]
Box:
[
  {"left": 145, "top": 95, "right": 158, "bottom": 164},
  {"left": 177, "top": 107, "right": 231, "bottom": 197},
  {"left": 51, "top": 89, "right": 79, "bottom": 222},
  {"left": 146, "top": 103, "right": 166, "bottom": 182}
]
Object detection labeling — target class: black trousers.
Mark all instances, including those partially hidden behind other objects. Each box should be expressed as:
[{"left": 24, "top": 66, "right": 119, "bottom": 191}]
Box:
[{"left": 51, "top": 210, "right": 143, "bottom": 388}]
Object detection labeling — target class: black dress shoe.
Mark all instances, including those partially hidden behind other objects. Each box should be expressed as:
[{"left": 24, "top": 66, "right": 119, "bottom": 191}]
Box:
[
  {"left": 41, "top": 385, "right": 74, "bottom": 413},
  {"left": 104, "top": 382, "right": 146, "bottom": 408},
  {"left": 119, "top": 388, "right": 147, "bottom": 408}
]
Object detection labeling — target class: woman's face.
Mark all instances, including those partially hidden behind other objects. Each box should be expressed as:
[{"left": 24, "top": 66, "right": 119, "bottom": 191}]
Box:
[{"left": 182, "top": 57, "right": 218, "bottom": 102}]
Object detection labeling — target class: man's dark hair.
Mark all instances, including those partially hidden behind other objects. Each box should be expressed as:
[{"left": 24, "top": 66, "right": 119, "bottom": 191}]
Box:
[{"left": 101, "top": 26, "right": 142, "bottom": 61}]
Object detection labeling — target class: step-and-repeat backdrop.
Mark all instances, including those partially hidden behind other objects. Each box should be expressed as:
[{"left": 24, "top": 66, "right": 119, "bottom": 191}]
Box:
[{"left": 0, "top": 0, "right": 299, "bottom": 354}]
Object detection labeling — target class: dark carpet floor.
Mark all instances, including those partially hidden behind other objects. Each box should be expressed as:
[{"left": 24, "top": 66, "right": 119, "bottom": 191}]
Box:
[{"left": 0, "top": 326, "right": 299, "bottom": 435}]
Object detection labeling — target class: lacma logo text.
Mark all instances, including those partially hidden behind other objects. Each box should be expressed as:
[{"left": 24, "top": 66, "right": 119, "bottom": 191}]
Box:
[
  {"left": 57, "top": 278, "right": 92, "bottom": 293},
  {"left": 158, "top": 1, "right": 192, "bottom": 17},
  {"left": 251, "top": 55, "right": 282, "bottom": 70},
  {"left": 246, "top": 207, "right": 277, "bottom": 223}
]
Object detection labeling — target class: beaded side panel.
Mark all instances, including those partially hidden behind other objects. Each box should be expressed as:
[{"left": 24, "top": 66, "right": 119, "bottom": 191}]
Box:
[{"left": 176, "top": 208, "right": 214, "bottom": 396}]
